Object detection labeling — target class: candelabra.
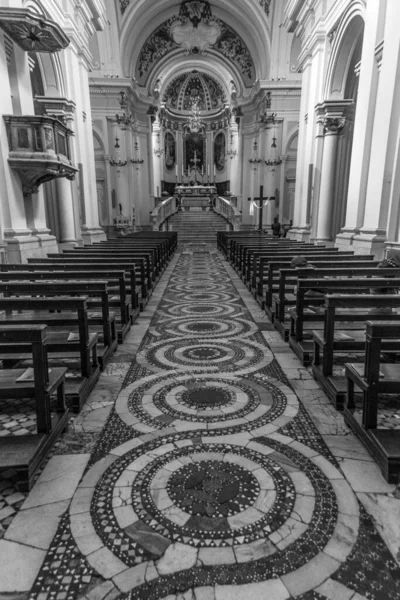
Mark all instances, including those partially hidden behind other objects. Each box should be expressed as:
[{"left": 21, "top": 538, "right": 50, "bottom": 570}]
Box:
[
  {"left": 265, "top": 136, "right": 282, "bottom": 169},
  {"left": 248, "top": 140, "right": 263, "bottom": 168},
  {"left": 115, "top": 91, "right": 135, "bottom": 130},
  {"left": 153, "top": 131, "right": 164, "bottom": 157},
  {"left": 225, "top": 132, "right": 237, "bottom": 159},
  {"left": 130, "top": 139, "right": 144, "bottom": 165},
  {"left": 109, "top": 137, "right": 127, "bottom": 168},
  {"left": 259, "top": 91, "right": 276, "bottom": 127}
]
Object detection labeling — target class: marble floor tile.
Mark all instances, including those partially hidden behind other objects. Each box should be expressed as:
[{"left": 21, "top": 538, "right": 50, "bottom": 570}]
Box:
[{"left": 3, "top": 248, "right": 400, "bottom": 600}]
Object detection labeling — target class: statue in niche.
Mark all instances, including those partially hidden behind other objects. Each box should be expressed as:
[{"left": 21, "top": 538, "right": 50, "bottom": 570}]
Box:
[{"left": 214, "top": 132, "right": 226, "bottom": 172}]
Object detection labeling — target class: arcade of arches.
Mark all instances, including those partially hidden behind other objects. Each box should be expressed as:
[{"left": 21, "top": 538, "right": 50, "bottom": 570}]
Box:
[{"left": 0, "top": 1, "right": 400, "bottom": 599}]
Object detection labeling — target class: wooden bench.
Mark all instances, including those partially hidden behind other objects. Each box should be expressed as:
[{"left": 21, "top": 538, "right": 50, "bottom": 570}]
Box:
[
  {"left": 0, "top": 296, "right": 100, "bottom": 412},
  {"left": 244, "top": 244, "right": 325, "bottom": 282},
  {"left": 289, "top": 275, "right": 400, "bottom": 363},
  {"left": 56, "top": 249, "right": 155, "bottom": 294},
  {"left": 0, "top": 280, "right": 117, "bottom": 369},
  {"left": 217, "top": 231, "right": 264, "bottom": 255},
  {"left": 344, "top": 321, "right": 400, "bottom": 483},
  {"left": 28, "top": 257, "right": 147, "bottom": 310},
  {"left": 248, "top": 249, "right": 358, "bottom": 291},
  {"left": 260, "top": 257, "right": 376, "bottom": 310},
  {"left": 0, "top": 325, "right": 68, "bottom": 491},
  {"left": 312, "top": 293, "right": 400, "bottom": 409},
  {"left": 0, "top": 266, "right": 133, "bottom": 342}
]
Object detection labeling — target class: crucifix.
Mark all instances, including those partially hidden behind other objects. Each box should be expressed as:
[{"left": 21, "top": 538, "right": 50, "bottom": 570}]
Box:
[
  {"left": 248, "top": 186, "right": 274, "bottom": 232},
  {"left": 190, "top": 151, "right": 201, "bottom": 183}
]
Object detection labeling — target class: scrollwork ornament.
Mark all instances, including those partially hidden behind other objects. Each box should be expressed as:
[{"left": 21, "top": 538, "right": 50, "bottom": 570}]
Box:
[{"left": 324, "top": 117, "right": 346, "bottom": 134}]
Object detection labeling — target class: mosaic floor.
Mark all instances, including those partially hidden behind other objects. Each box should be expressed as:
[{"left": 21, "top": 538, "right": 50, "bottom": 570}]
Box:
[{"left": 1, "top": 248, "right": 400, "bottom": 600}]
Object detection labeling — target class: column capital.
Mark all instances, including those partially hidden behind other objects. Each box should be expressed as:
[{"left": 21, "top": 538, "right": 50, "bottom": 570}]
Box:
[{"left": 324, "top": 116, "right": 346, "bottom": 134}]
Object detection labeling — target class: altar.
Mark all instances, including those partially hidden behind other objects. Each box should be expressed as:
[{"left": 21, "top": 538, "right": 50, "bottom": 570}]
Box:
[
  {"left": 175, "top": 185, "right": 217, "bottom": 210},
  {"left": 175, "top": 185, "right": 217, "bottom": 195}
]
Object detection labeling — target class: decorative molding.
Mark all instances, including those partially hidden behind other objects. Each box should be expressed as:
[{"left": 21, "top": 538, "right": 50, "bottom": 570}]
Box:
[
  {"left": 0, "top": 8, "right": 70, "bottom": 53},
  {"left": 3, "top": 115, "right": 77, "bottom": 195},
  {"left": 324, "top": 117, "right": 346, "bottom": 133},
  {"left": 136, "top": 2, "right": 255, "bottom": 85},
  {"left": 163, "top": 71, "right": 226, "bottom": 111},
  {"left": 259, "top": 0, "right": 271, "bottom": 16},
  {"left": 119, "top": 0, "right": 130, "bottom": 16}
]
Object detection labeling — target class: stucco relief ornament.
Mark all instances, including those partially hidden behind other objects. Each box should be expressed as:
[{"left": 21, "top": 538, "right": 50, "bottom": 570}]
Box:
[
  {"left": 170, "top": 1, "right": 221, "bottom": 54},
  {"left": 324, "top": 117, "right": 346, "bottom": 133},
  {"left": 0, "top": 8, "right": 69, "bottom": 52}
]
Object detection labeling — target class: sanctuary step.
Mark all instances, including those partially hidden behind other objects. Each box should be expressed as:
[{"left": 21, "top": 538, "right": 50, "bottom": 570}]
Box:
[{"left": 168, "top": 211, "right": 228, "bottom": 245}]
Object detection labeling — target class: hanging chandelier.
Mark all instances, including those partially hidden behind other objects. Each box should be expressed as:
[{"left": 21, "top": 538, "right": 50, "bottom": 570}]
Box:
[
  {"left": 115, "top": 91, "right": 136, "bottom": 130},
  {"left": 225, "top": 132, "right": 237, "bottom": 159},
  {"left": 153, "top": 131, "right": 164, "bottom": 157},
  {"left": 265, "top": 136, "right": 282, "bottom": 168},
  {"left": 259, "top": 92, "right": 276, "bottom": 127},
  {"left": 109, "top": 136, "right": 127, "bottom": 168},
  {"left": 248, "top": 140, "right": 262, "bottom": 167},
  {"left": 187, "top": 98, "right": 205, "bottom": 134},
  {"left": 131, "top": 139, "right": 144, "bottom": 165}
]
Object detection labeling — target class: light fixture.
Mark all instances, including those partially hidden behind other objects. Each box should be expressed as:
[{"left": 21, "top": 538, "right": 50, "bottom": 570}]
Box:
[
  {"left": 265, "top": 136, "right": 282, "bottom": 169},
  {"left": 248, "top": 140, "right": 262, "bottom": 168},
  {"left": 225, "top": 131, "right": 237, "bottom": 159},
  {"left": 259, "top": 92, "right": 276, "bottom": 127},
  {"left": 131, "top": 138, "right": 144, "bottom": 165},
  {"left": 186, "top": 98, "right": 205, "bottom": 135},
  {"left": 153, "top": 131, "right": 164, "bottom": 157},
  {"left": 115, "top": 91, "right": 135, "bottom": 130},
  {"left": 109, "top": 136, "right": 128, "bottom": 168}
]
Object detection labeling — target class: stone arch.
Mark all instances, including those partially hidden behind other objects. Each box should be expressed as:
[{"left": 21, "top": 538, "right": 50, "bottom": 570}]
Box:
[
  {"left": 282, "top": 129, "right": 298, "bottom": 223},
  {"left": 324, "top": 3, "right": 365, "bottom": 101},
  {"left": 322, "top": 3, "right": 365, "bottom": 240},
  {"left": 93, "top": 128, "right": 110, "bottom": 230}
]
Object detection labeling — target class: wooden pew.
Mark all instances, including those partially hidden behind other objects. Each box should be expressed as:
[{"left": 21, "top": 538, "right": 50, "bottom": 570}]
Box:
[
  {"left": 247, "top": 248, "right": 358, "bottom": 291},
  {"left": 0, "top": 281, "right": 117, "bottom": 369},
  {"left": 0, "top": 297, "right": 100, "bottom": 412},
  {"left": 288, "top": 274, "right": 400, "bottom": 361},
  {"left": 344, "top": 321, "right": 400, "bottom": 483},
  {"left": 0, "top": 266, "right": 134, "bottom": 342},
  {"left": 217, "top": 231, "right": 264, "bottom": 255},
  {"left": 28, "top": 257, "right": 147, "bottom": 310},
  {"left": 58, "top": 248, "right": 156, "bottom": 290},
  {"left": 264, "top": 259, "right": 378, "bottom": 316},
  {"left": 243, "top": 243, "right": 319, "bottom": 281},
  {"left": 0, "top": 325, "right": 68, "bottom": 490},
  {"left": 232, "top": 239, "right": 307, "bottom": 274},
  {"left": 312, "top": 293, "right": 400, "bottom": 409}
]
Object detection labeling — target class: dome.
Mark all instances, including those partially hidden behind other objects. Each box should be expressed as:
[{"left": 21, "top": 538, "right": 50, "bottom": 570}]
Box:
[{"left": 162, "top": 70, "right": 227, "bottom": 113}]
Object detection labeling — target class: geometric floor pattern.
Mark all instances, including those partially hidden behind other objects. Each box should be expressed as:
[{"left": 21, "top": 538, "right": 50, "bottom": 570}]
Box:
[{"left": 23, "top": 251, "right": 400, "bottom": 599}]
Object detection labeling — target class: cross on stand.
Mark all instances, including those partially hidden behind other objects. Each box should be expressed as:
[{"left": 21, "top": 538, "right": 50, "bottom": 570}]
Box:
[
  {"left": 248, "top": 186, "right": 275, "bottom": 232},
  {"left": 190, "top": 151, "right": 201, "bottom": 184}
]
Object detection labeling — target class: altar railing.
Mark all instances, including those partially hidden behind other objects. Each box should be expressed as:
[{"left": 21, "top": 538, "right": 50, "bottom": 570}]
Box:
[
  {"left": 150, "top": 196, "right": 177, "bottom": 231},
  {"left": 214, "top": 196, "right": 242, "bottom": 230}
]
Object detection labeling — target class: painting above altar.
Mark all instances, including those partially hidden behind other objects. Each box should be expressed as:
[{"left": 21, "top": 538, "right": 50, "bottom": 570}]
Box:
[{"left": 184, "top": 132, "right": 206, "bottom": 172}]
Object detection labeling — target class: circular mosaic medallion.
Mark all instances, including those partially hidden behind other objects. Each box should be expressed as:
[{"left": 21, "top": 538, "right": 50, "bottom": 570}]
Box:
[
  {"left": 136, "top": 338, "right": 273, "bottom": 374},
  {"left": 166, "top": 291, "right": 238, "bottom": 304},
  {"left": 182, "top": 387, "right": 231, "bottom": 408},
  {"left": 161, "top": 302, "right": 243, "bottom": 319},
  {"left": 167, "top": 460, "right": 260, "bottom": 518},
  {"left": 151, "top": 317, "right": 257, "bottom": 340},
  {"left": 123, "top": 373, "right": 291, "bottom": 428}
]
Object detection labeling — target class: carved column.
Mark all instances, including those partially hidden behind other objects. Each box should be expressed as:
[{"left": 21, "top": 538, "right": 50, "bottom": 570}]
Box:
[{"left": 315, "top": 117, "right": 346, "bottom": 243}]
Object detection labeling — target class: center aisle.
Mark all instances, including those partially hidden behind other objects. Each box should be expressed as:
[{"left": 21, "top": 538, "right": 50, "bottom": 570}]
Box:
[{"left": 32, "top": 249, "right": 400, "bottom": 600}]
